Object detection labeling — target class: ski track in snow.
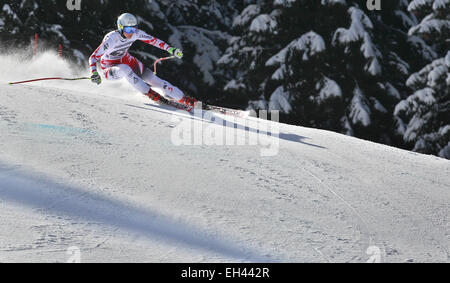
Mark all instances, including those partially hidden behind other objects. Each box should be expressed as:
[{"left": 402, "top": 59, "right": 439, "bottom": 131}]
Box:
[
  {"left": 301, "top": 164, "right": 375, "bottom": 254},
  {"left": 0, "top": 53, "right": 449, "bottom": 262}
]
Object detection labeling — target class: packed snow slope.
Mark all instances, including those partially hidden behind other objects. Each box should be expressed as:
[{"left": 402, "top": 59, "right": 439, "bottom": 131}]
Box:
[{"left": 0, "top": 53, "right": 449, "bottom": 263}]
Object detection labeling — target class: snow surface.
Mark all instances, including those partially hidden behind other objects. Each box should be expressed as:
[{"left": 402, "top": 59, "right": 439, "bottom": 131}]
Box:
[{"left": 0, "top": 53, "right": 449, "bottom": 263}]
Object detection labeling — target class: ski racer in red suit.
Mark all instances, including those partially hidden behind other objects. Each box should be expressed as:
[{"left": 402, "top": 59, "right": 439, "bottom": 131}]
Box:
[{"left": 89, "top": 13, "right": 196, "bottom": 107}]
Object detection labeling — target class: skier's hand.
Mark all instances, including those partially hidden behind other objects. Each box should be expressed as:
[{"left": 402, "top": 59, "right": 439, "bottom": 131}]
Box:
[
  {"left": 91, "top": 71, "right": 102, "bottom": 85},
  {"left": 168, "top": 47, "right": 183, "bottom": 59}
]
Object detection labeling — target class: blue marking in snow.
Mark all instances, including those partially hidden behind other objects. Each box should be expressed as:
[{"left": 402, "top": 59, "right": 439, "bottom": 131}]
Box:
[{"left": 24, "top": 123, "right": 98, "bottom": 136}]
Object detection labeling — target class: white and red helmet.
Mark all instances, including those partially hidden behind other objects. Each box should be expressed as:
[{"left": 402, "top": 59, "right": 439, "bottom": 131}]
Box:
[{"left": 117, "top": 13, "right": 138, "bottom": 33}]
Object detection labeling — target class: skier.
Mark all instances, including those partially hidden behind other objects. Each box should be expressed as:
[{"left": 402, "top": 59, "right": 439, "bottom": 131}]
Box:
[{"left": 89, "top": 13, "right": 197, "bottom": 107}]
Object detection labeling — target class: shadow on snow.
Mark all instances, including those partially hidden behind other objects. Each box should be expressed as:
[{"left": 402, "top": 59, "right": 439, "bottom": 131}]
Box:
[
  {"left": 0, "top": 162, "right": 270, "bottom": 262},
  {"left": 125, "top": 103, "right": 326, "bottom": 150}
]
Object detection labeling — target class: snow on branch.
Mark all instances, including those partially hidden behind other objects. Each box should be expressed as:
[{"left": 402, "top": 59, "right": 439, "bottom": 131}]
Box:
[
  {"left": 249, "top": 14, "right": 277, "bottom": 33},
  {"left": 446, "top": 51, "right": 450, "bottom": 67},
  {"left": 315, "top": 76, "right": 342, "bottom": 104},
  {"left": 321, "top": 0, "right": 347, "bottom": 7},
  {"left": 432, "top": 0, "right": 450, "bottom": 11},
  {"left": 332, "top": 7, "right": 382, "bottom": 75},
  {"left": 349, "top": 86, "right": 371, "bottom": 127},
  {"left": 269, "top": 86, "right": 292, "bottom": 113},
  {"left": 169, "top": 26, "right": 221, "bottom": 86},
  {"left": 332, "top": 7, "right": 374, "bottom": 45},
  {"left": 232, "top": 4, "right": 261, "bottom": 28},
  {"left": 266, "top": 31, "right": 326, "bottom": 67},
  {"left": 406, "top": 57, "right": 448, "bottom": 88},
  {"left": 408, "top": 0, "right": 435, "bottom": 12},
  {"left": 395, "top": 88, "right": 436, "bottom": 118},
  {"left": 409, "top": 16, "right": 450, "bottom": 35},
  {"left": 274, "top": 0, "right": 298, "bottom": 7}
]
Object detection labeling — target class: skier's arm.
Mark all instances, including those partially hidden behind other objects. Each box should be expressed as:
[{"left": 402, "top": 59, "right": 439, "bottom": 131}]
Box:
[
  {"left": 89, "top": 37, "right": 112, "bottom": 85},
  {"left": 136, "top": 30, "right": 183, "bottom": 58},
  {"left": 136, "top": 30, "right": 172, "bottom": 52},
  {"left": 89, "top": 41, "right": 107, "bottom": 74}
]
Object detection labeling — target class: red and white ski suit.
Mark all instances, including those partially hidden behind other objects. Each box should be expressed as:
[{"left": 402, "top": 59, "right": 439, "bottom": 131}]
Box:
[{"left": 89, "top": 29, "right": 184, "bottom": 101}]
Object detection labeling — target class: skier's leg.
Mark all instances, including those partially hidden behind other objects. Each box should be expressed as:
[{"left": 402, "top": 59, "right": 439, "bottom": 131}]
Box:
[
  {"left": 122, "top": 53, "right": 145, "bottom": 76},
  {"left": 142, "top": 68, "right": 184, "bottom": 101},
  {"left": 124, "top": 53, "right": 185, "bottom": 101},
  {"left": 104, "top": 64, "right": 150, "bottom": 94}
]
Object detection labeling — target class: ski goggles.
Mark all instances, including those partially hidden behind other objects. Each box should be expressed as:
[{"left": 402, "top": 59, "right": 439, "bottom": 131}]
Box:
[{"left": 123, "top": 26, "right": 137, "bottom": 34}]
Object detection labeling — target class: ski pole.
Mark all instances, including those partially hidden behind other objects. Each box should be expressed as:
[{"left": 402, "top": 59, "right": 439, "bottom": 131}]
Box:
[
  {"left": 153, "top": 56, "right": 175, "bottom": 75},
  {"left": 8, "top": 77, "right": 91, "bottom": 85}
]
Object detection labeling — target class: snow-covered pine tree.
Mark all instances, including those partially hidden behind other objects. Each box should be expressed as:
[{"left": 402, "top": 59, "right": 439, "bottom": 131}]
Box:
[
  {"left": 156, "top": 0, "right": 242, "bottom": 103},
  {"left": 394, "top": 0, "right": 450, "bottom": 158},
  {"left": 219, "top": 0, "right": 421, "bottom": 145},
  {"left": 217, "top": 0, "right": 278, "bottom": 108}
]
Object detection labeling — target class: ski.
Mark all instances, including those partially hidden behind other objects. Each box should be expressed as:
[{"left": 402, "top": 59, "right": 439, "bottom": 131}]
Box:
[
  {"left": 202, "top": 104, "right": 251, "bottom": 118},
  {"left": 146, "top": 89, "right": 251, "bottom": 118}
]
